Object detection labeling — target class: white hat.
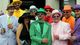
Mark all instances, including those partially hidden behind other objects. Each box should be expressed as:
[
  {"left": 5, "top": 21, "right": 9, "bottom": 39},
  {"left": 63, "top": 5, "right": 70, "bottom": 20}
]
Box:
[
  {"left": 52, "top": 10, "right": 62, "bottom": 16},
  {"left": 29, "top": 5, "right": 38, "bottom": 10}
]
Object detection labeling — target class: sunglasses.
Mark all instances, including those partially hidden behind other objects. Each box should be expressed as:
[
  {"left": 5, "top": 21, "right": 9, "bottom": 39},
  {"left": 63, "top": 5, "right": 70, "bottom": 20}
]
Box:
[
  {"left": 63, "top": 11, "right": 70, "bottom": 13},
  {"left": 74, "top": 10, "right": 80, "bottom": 12},
  {"left": 52, "top": 15, "right": 60, "bottom": 18},
  {"left": 46, "top": 10, "right": 51, "bottom": 12},
  {"left": 31, "top": 10, "right": 37, "bottom": 12},
  {"left": 37, "top": 13, "right": 45, "bottom": 15}
]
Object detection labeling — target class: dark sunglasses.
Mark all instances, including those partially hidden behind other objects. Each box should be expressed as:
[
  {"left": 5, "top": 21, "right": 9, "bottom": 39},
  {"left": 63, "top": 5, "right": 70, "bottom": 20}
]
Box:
[
  {"left": 74, "top": 10, "right": 80, "bottom": 12},
  {"left": 31, "top": 10, "right": 37, "bottom": 12},
  {"left": 37, "top": 13, "right": 45, "bottom": 15},
  {"left": 46, "top": 10, "right": 51, "bottom": 12},
  {"left": 52, "top": 15, "right": 60, "bottom": 18},
  {"left": 63, "top": 11, "right": 69, "bottom": 13}
]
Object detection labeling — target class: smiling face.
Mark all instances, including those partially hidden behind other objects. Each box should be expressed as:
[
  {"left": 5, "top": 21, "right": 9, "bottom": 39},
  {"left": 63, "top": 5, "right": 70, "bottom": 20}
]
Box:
[
  {"left": 13, "top": 2, "right": 21, "bottom": 9},
  {"left": 30, "top": 9, "right": 37, "bottom": 16},
  {"left": 74, "top": 9, "right": 80, "bottom": 18},
  {"left": 7, "top": 7, "right": 14, "bottom": 16},
  {"left": 37, "top": 13, "right": 45, "bottom": 20},
  {"left": 45, "top": 9, "right": 52, "bottom": 16},
  {"left": 63, "top": 10, "right": 71, "bottom": 19},
  {"left": 52, "top": 13, "right": 61, "bottom": 23}
]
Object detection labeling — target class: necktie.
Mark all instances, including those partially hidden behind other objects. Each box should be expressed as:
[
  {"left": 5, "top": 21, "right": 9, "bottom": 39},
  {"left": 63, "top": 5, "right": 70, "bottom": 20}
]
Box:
[{"left": 8, "top": 16, "right": 11, "bottom": 24}]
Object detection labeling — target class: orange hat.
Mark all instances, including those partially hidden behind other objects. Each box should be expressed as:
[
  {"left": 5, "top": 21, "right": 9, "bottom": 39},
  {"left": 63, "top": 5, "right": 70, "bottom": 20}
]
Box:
[{"left": 63, "top": 5, "right": 72, "bottom": 11}]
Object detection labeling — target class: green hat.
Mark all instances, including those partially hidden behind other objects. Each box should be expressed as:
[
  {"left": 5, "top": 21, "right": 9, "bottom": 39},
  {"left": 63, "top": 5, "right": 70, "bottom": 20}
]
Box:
[{"left": 37, "top": 8, "right": 46, "bottom": 14}]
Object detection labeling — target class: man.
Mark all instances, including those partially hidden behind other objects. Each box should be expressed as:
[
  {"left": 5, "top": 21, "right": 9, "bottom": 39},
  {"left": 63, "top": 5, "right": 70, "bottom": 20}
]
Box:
[
  {"left": 62, "top": 5, "right": 75, "bottom": 32},
  {"left": 51, "top": 9, "right": 71, "bottom": 45},
  {"left": 0, "top": 5, "right": 18, "bottom": 45},
  {"left": 30, "top": 8, "right": 52, "bottom": 45},
  {"left": 62, "top": 5, "right": 75, "bottom": 45},
  {"left": 71, "top": 4, "right": 80, "bottom": 45},
  {"left": 12, "top": 1, "right": 25, "bottom": 18},
  {"left": 29, "top": 5, "right": 38, "bottom": 23}
]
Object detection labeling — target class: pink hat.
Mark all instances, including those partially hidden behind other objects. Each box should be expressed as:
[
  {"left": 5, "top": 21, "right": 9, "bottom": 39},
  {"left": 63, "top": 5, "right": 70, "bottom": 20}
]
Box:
[{"left": 52, "top": 10, "right": 62, "bottom": 16}]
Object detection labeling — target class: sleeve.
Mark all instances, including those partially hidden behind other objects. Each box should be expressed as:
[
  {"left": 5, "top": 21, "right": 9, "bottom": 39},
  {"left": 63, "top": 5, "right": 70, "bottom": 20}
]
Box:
[
  {"left": 59, "top": 24, "right": 71, "bottom": 40},
  {"left": 29, "top": 23, "right": 42, "bottom": 43},
  {"left": 70, "top": 18, "right": 75, "bottom": 32},
  {"left": 76, "top": 25, "right": 80, "bottom": 40}
]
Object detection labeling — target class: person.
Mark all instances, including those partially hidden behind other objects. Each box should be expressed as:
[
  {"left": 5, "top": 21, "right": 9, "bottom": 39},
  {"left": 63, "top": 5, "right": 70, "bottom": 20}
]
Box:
[
  {"left": 30, "top": 8, "right": 52, "bottom": 45},
  {"left": 44, "top": 5, "right": 53, "bottom": 23},
  {"left": 0, "top": 5, "right": 18, "bottom": 45},
  {"left": 16, "top": 13, "right": 31, "bottom": 45},
  {"left": 12, "top": 0, "right": 25, "bottom": 18},
  {"left": 71, "top": 4, "right": 80, "bottom": 45},
  {"left": 29, "top": 5, "right": 38, "bottom": 23},
  {"left": 62, "top": 5, "right": 75, "bottom": 32},
  {"left": 62, "top": 5, "right": 75, "bottom": 45},
  {"left": 51, "top": 9, "right": 71, "bottom": 45}
]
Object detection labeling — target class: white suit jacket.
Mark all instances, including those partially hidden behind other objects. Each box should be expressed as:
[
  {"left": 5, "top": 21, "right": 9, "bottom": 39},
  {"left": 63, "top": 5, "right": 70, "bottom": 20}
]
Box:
[{"left": 51, "top": 21, "right": 71, "bottom": 45}]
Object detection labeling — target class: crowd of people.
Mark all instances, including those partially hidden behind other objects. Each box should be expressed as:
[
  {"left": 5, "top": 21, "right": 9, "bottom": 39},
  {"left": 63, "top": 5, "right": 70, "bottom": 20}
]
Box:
[{"left": 0, "top": 0, "right": 80, "bottom": 45}]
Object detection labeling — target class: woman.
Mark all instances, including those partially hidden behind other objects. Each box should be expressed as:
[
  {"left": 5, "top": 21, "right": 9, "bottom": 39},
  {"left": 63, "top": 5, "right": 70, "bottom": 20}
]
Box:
[
  {"left": 51, "top": 10, "right": 71, "bottom": 45},
  {"left": 16, "top": 13, "right": 31, "bottom": 45}
]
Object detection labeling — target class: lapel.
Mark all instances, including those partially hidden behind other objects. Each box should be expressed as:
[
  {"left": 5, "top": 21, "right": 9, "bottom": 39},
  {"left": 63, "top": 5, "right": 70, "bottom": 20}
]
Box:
[
  {"left": 34, "top": 21, "right": 41, "bottom": 33},
  {"left": 34, "top": 20, "right": 49, "bottom": 36},
  {"left": 42, "top": 22, "right": 48, "bottom": 37}
]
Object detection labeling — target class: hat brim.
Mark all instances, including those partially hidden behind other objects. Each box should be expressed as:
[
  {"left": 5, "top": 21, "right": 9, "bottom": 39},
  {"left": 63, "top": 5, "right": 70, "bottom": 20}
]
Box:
[
  {"left": 37, "top": 11, "right": 46, "bottom": 15},
  {"left": 12, "top": 1, "right": 22, "bottom": 5},
  {"left": 52, "top": 12, "right": 62, "bottom": 16},
  {"left": 7, "top": 6, "right": 15, "bottom": 10}
]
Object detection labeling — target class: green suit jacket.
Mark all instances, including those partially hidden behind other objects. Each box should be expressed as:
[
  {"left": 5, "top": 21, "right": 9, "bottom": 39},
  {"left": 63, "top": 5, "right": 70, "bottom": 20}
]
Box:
[{"left": 30, "top": 20, "right": 52, "bottom": 45}]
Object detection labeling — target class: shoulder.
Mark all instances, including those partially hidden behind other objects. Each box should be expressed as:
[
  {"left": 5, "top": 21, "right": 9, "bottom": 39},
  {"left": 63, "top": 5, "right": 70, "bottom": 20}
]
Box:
[
  {"left": 44, "top": 21, "right": 51, "bottom": 26},
  {"left": 30, "top": 20, "right": 38, "bottom": 25},
  {"left": 17, "top": 24, "right": 23, "bottom": 30},
  {"left": 0, "top": 15, "right": 7, "bottom": 18},
  {"left": 61, "top": 21, "right": 70, "bottom": 26},
  {"left": 12, "top": 16, "right": 18, "bottom": 20},
  {"left": 70, "top": 16, "right": 75, "bottom": 20}
]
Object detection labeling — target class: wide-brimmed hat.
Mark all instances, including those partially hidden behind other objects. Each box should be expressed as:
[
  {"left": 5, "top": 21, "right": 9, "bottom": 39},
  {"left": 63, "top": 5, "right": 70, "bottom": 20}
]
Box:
[
  {"left": 18, "top": 13, "right": 34, "bottom": 23},
  {"left": 63, "top": 5, "right": 72, "bottom": 11},
  {"left": 12, "top": 1, "right": 22, "bottom": 5},
  {"left": 29, "top": 5, "right": 38, "bottom": 12},
  {"left": 29, "top": 5, "right": 38, "bottom": 10},
  {"left": 37, "top": 8, "right": 46, "bottom": 14},
  {"left": 44, "top": 5, "right": 53, "bottom": 12},
  {"left": 52, "top": 9, "right": 62, "bottom": 16},
  {"left": 74, "top": 5, "right": 80, "bottom": 10}
]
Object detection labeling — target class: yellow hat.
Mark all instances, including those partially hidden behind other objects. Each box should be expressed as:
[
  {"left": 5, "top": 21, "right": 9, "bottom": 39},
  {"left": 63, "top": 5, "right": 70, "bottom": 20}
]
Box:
[
  {"left": 13, "top": 0, "right": 20, "bottom": 2},
  {"left": 12, "top": 0, "right": 22, "bottom": 5},
  {"left": 63, "top": 5, "right": 72, "bottom": 11}
]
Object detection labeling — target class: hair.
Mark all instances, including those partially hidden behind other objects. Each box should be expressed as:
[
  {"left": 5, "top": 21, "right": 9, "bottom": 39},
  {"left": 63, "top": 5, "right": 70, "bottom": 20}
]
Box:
[{"left": 18, "top": 13, "right": 31, "bottom": 23}]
